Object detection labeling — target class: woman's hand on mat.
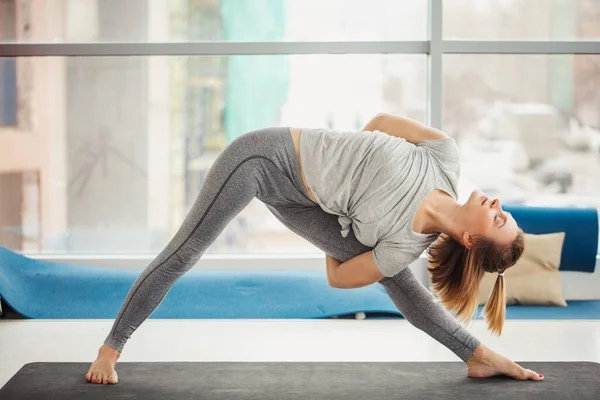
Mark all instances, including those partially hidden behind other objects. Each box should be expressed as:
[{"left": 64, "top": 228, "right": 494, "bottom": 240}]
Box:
[
  {"left": 466, "top": 344, "right": 544, "bottom": 381},
  {"left": 85, "top": 344, "right": 120, "bottom": 384}
]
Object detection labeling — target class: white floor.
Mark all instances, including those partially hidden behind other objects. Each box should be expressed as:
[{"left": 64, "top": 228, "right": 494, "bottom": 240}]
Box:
[{"left": 1, "top": 319, "right": 599, "bottom": 386}]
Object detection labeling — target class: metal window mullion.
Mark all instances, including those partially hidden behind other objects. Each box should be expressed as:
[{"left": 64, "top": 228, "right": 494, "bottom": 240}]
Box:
[
  {"left": 442, "top": 40, "right": 600, "bottom": 54},
  {"left": 0, "top": 41, "right": 429, "bottom": 57},
  {"left": 2, "top": 41, "right": 598, "bottom": 58},
  {"left": 427, "top": 0, "right": 443, "bottom": 130}
]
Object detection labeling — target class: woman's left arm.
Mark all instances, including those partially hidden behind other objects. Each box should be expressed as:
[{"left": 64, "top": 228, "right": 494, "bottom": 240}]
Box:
[
  {"left": 326, "top": 252, "right": 385, "bottom": 289},
  {"left": 325, "top": 254, "right": 342, "bottom": 286}
]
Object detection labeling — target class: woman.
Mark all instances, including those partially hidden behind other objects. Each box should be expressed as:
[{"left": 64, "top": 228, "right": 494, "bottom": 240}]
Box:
[{"left": 86, "top": 113, "right": 544, "bottom": 384}]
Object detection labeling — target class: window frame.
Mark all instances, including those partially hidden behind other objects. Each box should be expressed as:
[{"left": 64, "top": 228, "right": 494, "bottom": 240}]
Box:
[{"left": 0, "top": 0, "right": 598, "bottom": 264}]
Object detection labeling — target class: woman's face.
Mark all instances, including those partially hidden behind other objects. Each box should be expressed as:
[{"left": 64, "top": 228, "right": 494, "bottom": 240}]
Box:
[{"left": 461, "top": 189, "right": 519, "bottom": 247}]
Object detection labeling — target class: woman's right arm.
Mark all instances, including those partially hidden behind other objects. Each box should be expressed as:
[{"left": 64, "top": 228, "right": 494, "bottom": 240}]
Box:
[{"left": 362, "top": 113, "right": 448, "bottom": 144}]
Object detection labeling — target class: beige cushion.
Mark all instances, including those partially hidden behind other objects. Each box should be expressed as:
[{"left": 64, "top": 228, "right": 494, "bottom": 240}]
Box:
[{"left": 477, "top": 232, "right": 567, "bottom": 307}]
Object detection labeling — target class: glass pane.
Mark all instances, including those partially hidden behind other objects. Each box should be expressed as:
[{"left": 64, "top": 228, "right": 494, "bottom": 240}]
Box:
[
  {"left": 443, "top": 55, "right": 600, "bottom": 209},
  {"left": 0, "top": 0, "right": 427, "bottom": 43},
  {"left": 0, "top": 54, "right": 426, "bottom": 255},
  {"left": 444, "top": 0, "right": 600, "bottom": 40}
]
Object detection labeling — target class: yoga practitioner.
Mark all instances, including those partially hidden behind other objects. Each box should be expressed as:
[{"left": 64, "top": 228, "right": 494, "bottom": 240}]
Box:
[{"left": 86, "top": 113, "right": 544, "bottom": 384}]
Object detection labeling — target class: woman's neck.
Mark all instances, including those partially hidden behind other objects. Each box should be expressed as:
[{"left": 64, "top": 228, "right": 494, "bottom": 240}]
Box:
[{"left": 414, "top": 190, "right": 461, "bottom": 236}]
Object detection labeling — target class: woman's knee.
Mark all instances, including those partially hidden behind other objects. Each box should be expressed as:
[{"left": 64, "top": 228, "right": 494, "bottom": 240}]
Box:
[{"left": 168, "top": 243, "right": 203, "bottom": 273}]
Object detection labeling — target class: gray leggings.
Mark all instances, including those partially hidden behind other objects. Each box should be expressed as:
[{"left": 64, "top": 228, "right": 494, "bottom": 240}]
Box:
[{"left": 104, "top": 127, "right": 480, "bottom": 362}]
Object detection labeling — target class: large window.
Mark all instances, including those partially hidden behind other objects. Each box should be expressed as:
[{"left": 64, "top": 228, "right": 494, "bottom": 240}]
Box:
[
  {"left": 0, "top": 54, "right": 425, "bottom": 254},
  {"left": 444, "top": 0, "right": 599, "bottom": 40},
  {"left": 444, "top": 55, "right": 600, "bottom": 208},
  {"left": 0, "top": 0, "right": 598, "bottom": 257},
  {"left": 0, "top": 0, "right": 427, "bottom": 42}
]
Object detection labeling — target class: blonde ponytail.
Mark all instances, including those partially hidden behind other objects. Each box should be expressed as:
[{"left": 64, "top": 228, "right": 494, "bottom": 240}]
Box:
[
  {"left": 483, "top": 273, "right": 507, "bottom": 335},
  {"left": 428, "top": 230, "right": 524, "bottom": 335}
]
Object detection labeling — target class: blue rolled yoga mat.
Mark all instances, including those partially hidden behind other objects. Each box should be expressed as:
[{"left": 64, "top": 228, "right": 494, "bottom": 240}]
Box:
[
  {"left": 0, "top": 246, "right": 397, "bottom": 319},
  {"left": 504, "top": 205, "right": 598, "bottom": 273},
  {"left": 2, "top": 245, "right": 600, "bottom": 319}
]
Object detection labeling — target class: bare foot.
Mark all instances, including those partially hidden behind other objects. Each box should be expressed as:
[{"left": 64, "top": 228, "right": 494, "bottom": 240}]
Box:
[
  {"left": 466, "top": 344, "right": 544, "bottom": 381},
  {"left": 86, "top": 344, "right": 120, "bottom": 384}
]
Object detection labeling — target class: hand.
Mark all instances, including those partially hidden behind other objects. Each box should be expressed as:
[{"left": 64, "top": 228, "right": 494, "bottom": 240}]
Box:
[{"left": 466, "top": 344, "right": 544, "bottom": 381}]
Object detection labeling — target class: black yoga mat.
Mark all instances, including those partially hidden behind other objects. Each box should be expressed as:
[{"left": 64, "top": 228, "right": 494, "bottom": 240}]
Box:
[{"left": 1, "top": 361, "right": 599, "bottom": 400}]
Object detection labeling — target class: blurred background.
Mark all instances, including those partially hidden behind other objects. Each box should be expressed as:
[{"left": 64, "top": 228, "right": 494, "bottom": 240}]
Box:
[{"left": 0, "top": 0, "right": 598, "bottom": 255}]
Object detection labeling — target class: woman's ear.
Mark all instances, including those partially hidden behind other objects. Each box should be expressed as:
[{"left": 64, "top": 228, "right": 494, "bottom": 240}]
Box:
[{"left": 462, "top": 232, "right": 474, "bottom": 250}]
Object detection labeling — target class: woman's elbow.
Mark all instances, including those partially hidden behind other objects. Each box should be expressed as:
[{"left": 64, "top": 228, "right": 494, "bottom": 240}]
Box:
[
  {"left": 373, "top": 113, "right": 390, "bottom": 125},
  {"left": 364, "top": 113, "right": 388, "bottom": 132}
]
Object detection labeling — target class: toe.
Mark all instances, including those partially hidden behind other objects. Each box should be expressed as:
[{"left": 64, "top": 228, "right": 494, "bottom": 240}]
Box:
[
  {"left": 528, "top": 369, "right": 541, "bottom": 380},
  {"left": 85, "top": 372, "right": 91, "bottom": 382},
  {"left": 108, "top": 375, "right": 118, "bottom": 384}
]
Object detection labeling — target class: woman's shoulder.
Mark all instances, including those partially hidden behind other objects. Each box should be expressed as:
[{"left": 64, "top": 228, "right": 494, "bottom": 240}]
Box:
[
  {"left": 416, "top": 136, "right": 459, "bottom": 157},
  {"left": 381, "top": 227, "right": 439, "bottom": 248}
]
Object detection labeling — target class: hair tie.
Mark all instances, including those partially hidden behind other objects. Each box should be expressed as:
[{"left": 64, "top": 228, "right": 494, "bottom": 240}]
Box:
[{"left": 498, "top": 271, "right": 505, "bottom": 277}]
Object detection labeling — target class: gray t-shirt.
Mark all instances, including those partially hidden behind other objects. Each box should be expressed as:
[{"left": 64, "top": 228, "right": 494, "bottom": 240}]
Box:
[{"left": 299, "top": 128, "right": 460, "bottom": 277}]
